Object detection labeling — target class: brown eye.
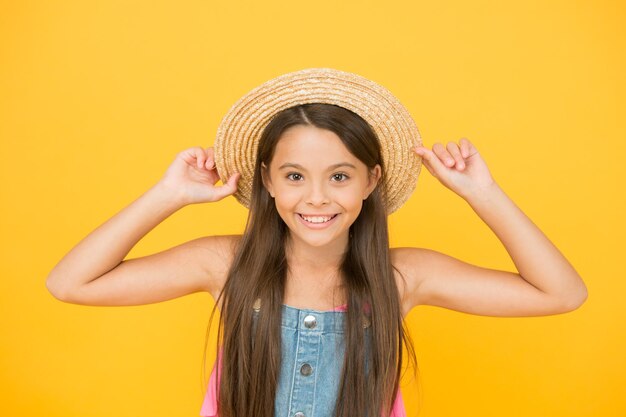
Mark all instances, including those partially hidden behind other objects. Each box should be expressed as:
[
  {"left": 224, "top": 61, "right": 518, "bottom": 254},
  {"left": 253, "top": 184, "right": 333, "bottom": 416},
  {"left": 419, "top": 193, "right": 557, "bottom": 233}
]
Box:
[
  {"left": 332, "top": 173, "right": 349, "bottom": 182},
  {"left": 286, "top": 173, "right": 303, "bottom": 181}
]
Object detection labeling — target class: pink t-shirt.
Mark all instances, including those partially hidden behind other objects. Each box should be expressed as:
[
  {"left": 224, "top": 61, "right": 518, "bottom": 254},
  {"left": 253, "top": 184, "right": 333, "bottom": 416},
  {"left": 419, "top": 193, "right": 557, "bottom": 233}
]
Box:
[{"left": 200, "top": 303, "right": 407, "bottom": 417}]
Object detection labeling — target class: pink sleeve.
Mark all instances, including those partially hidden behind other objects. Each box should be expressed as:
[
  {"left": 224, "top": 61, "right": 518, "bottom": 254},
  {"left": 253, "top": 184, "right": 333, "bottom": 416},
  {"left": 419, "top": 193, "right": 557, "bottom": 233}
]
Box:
[
  {"left": 389, "top": 386, "right": 407, "bottom": 417},
  {"left": 200, "top": 347, "right": 223, "bottom": 417}
]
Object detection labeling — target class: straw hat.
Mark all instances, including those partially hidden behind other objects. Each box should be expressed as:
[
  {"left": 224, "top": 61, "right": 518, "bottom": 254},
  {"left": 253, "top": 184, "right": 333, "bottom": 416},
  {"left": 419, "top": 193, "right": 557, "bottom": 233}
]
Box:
[{"left": 213, "top": 67, "right": 422, "bottom": 214}]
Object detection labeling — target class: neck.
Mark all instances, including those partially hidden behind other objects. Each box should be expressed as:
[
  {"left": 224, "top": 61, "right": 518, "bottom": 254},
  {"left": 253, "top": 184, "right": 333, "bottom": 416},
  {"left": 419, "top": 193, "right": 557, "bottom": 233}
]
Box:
[
  {"left": 284, "top": 231, "right": 348, "bottom": 271},
  {"left": 282, "top": 232, "right": 351, "bottom": 308}
]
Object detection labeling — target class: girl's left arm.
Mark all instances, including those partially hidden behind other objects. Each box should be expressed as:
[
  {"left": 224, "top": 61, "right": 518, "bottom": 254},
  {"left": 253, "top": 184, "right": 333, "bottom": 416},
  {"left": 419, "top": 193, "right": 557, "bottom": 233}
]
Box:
[{"left": 400, "top": 138, "right": 588, "bottom": 317}]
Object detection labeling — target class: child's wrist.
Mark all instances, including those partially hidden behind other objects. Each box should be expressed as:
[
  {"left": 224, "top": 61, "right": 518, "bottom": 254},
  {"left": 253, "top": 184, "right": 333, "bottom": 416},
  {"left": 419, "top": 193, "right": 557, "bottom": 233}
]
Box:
[
  {"left": 152, "top": 180, "right": 189, "bottom": 209},
  {"left": 464, "top": 180, "right": 501, "bottom": 205}
]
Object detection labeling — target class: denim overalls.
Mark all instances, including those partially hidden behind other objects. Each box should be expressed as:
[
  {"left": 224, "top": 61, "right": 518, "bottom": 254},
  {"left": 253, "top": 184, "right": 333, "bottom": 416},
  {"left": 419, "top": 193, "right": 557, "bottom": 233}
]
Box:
[
  {"left": 271, "top": 303, "right": 371, "bottom": 417},
  {"left": 200, "top": 300, "right": 405, "bottom": 417}
]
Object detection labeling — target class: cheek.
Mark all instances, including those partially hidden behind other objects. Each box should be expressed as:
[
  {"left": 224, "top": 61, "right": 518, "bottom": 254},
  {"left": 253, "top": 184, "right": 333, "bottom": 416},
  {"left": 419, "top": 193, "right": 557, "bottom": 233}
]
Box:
[
  {"left": 273, "top": 188, "right": 300, "bottom": 210},
  {"left": 331, "top": 193, "right": 364, "bottom": 217},
  {"left": 274, "top": 185, "right": 296, "bottom": 199},
  {"left": 341, "top": 187, "right": 365, "bottom": 206}
]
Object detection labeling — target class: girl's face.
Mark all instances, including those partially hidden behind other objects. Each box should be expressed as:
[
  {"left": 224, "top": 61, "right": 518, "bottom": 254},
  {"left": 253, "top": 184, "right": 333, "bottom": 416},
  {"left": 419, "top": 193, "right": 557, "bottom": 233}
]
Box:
[{"left": 261, "top": 125, "right": 381, "bottom": 248}]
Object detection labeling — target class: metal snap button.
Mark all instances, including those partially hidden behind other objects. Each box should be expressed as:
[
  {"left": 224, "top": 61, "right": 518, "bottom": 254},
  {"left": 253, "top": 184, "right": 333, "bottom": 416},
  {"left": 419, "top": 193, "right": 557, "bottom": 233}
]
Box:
[
  {"left": 294, "top": 412, "right": 305, "bottom": 417},
  {"left": 303, "top": 314, "right": 317, "bottom": 329},
  {"left": 252, "top": 297, "right": 261, "bottom": 312},
  {"left": 300, "top": 363, "right": 313, "bottom": 376}
]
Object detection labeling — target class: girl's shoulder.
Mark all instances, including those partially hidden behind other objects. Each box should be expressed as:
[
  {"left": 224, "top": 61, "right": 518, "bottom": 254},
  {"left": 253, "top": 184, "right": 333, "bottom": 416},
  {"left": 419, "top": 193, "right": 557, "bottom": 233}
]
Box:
[
  {"left": 195, "top": 234, "right": 243, "bottom": 301},
  {"left": 389, "top": 246, "right": 433, "bottom": 317}
]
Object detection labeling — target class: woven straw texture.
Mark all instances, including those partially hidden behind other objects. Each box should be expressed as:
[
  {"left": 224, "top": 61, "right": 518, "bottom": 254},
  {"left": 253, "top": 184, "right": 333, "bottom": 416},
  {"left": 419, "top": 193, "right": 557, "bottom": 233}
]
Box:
[{"left": 213, "top": 67, "right": 422, "bottom": 214}]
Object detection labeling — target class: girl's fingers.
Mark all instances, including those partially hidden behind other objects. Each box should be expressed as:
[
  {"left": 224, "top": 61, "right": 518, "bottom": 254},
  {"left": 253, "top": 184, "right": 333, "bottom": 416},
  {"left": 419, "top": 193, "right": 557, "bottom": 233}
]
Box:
[
  {"left": 459, "top": 137, "right": 477, "bottom": 158},
  {"left": 211, "top": 171, "right": 240, "bottom": 200},
  {"left": 205, "top": 147, "right": 215, "bottom": 169},
  {"left": 459, "top": 138, "right": 470, "bottom": 158},
  {"left": 446, "top": 142, "right": 465, "bottom": 170},
  {"left": 432, "top": 142, "right": 455, "bottom": 167},
  {"left": 415, "top": 145, "right": 446, "bottom": 176},
  {"left": 420, "top": 156, "right": 436, "bottom": 176},
  {"left": 193, "top": 147, "right": 205, "bottom": 169}
]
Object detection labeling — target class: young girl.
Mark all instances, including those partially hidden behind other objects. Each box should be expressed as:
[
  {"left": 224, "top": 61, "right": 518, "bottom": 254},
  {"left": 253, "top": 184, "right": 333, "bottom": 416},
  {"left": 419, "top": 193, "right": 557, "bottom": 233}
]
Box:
[{"left": 46, "top": 68, "right": 588, "bottom": 417}]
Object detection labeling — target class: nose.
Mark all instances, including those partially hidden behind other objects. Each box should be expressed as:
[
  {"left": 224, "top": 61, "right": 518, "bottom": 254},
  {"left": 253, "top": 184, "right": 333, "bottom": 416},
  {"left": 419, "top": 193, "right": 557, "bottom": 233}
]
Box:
[{"left": 305, "top": 180, "right": 330, "bottom": 206}]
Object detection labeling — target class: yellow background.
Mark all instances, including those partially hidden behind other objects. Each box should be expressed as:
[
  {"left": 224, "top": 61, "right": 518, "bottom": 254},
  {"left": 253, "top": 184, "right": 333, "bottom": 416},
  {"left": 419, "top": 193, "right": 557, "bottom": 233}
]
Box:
[{"left": 1, "top": 1, "right": 623, "bottom": 416}]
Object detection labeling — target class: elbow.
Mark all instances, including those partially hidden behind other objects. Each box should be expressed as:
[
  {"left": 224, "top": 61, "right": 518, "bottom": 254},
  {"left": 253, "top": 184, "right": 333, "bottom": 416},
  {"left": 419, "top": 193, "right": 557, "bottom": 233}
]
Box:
[
  {"left": 46, "top": 275, "right": 75, "bottom": 303},
  {"left": 563, "top": 285, "right": 588, "bottom": 312}
]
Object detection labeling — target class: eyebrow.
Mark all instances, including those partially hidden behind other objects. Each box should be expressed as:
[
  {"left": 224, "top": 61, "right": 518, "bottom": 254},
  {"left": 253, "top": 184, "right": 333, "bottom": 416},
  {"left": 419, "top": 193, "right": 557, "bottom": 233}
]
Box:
[{"left": 278, "top": 162, "right": 357, "bottom": 171}]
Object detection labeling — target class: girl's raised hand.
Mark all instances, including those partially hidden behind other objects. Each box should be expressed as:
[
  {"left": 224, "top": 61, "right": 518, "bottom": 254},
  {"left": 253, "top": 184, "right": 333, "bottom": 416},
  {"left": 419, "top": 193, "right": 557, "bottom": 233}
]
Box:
[
  {"left": 158, "top": 146, "right": 241, "bottom": 205},
  {"left": 413, "top": 138, "right": 496, "bottom": 200}
]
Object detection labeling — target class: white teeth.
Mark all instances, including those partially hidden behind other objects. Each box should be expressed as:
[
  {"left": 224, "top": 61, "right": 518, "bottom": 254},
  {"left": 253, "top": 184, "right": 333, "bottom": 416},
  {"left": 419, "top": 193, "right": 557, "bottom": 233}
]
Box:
[{"left": 300, "top": 214, "right": 335, "bottom": 223}]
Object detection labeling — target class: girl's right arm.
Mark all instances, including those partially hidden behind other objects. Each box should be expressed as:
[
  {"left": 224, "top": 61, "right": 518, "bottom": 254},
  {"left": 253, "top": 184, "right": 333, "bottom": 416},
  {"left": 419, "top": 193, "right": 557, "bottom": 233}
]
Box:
[{"left": 46, "top": 146, "right": 241, "bottom": 306}]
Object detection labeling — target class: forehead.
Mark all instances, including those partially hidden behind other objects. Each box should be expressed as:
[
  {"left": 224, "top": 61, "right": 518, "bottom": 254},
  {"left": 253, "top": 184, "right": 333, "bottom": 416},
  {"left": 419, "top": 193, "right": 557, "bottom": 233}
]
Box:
[{"left": 272, "top": 125, "right": 356, "bottom": 162}]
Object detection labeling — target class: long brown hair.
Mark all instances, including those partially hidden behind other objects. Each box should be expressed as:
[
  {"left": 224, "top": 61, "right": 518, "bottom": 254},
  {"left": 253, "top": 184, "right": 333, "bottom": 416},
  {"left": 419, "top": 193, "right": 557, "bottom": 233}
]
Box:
[{"left": 202, "top": 103, "right": 419, "bottom": 417}]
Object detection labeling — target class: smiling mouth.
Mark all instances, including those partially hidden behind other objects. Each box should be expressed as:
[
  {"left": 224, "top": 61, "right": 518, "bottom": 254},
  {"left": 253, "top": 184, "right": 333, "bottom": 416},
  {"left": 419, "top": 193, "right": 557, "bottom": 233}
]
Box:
[{"left": 298, "top": 213, "right": 339, "bottom": 224}]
